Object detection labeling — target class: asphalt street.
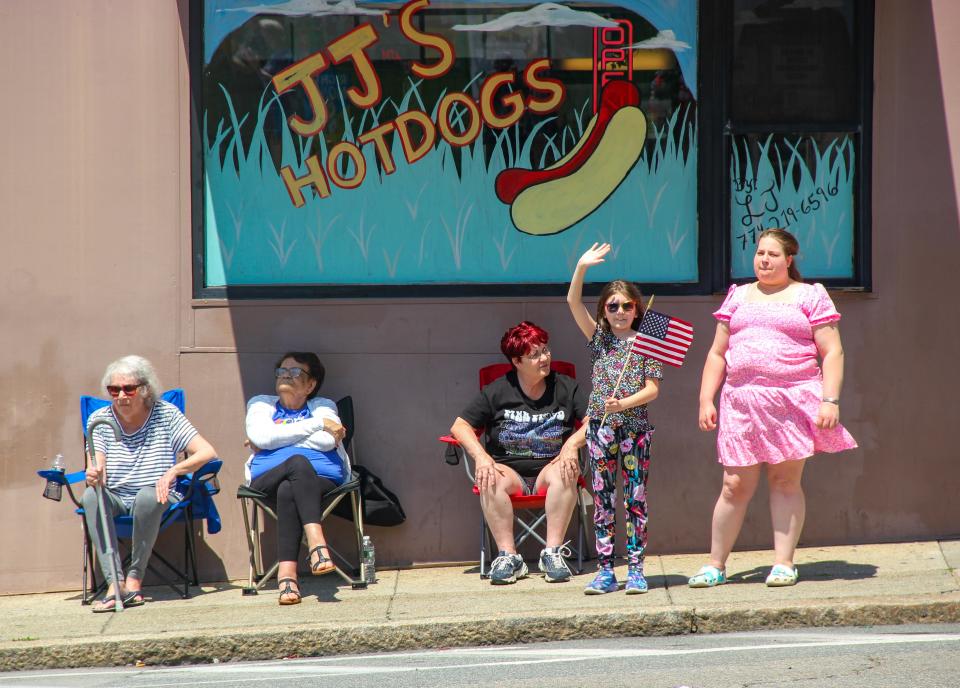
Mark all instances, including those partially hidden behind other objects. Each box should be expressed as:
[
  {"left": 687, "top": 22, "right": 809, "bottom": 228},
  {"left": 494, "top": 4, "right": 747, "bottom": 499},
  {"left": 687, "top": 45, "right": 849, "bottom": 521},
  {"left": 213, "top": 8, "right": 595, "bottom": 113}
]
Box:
[{"left": 3, "top": 624, "right": 959, "bottom": 688}]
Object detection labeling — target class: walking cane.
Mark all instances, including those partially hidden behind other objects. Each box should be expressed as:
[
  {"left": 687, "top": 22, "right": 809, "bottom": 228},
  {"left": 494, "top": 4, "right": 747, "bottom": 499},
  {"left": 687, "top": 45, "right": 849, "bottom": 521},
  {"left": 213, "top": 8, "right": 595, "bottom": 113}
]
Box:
[
  {"left": 86, "top": 417, "right": 125, "bottom": 612},
  {"left": 598, "top": 294, "right": 655, "bottom": 428}
]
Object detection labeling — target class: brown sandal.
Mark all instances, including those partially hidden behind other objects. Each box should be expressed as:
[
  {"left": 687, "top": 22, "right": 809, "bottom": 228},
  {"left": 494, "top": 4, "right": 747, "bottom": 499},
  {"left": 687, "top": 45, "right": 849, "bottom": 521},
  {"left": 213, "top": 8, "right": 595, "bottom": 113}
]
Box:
[
  {"left": 278, "top": 577, "right": 301, "bottom": 605},
  {"left": 307, "top": 545, "right": 336, "bottom": 575}
]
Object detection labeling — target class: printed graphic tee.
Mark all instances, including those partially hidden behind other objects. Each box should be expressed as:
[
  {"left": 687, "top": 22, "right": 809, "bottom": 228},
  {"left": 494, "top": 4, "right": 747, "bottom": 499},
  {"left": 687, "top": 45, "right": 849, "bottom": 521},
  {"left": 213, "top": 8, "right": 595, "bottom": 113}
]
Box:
[{"left": 459, "top": 371, "right": 587, "bottom": 475}]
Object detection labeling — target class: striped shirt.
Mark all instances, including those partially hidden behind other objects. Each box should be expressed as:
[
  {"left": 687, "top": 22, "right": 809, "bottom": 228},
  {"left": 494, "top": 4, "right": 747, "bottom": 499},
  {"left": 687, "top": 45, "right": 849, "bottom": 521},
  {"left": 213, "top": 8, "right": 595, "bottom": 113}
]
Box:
[{"left": 88, "top": 400, "right": 198, "bottom": 507}]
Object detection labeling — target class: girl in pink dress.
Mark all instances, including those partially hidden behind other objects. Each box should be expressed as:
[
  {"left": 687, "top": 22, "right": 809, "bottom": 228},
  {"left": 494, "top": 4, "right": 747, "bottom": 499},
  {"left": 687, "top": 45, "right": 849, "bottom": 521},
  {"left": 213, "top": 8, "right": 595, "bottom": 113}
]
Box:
[{"left": 689, "top": 229, "right": 857, "bottom": 589}]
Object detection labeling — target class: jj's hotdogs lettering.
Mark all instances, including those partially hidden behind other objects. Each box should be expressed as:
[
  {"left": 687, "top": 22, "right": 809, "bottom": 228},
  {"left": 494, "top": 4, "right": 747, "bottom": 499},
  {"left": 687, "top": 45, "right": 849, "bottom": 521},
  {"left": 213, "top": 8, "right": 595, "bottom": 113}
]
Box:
[{"left": 272, "top": 0, "right": 566, "bottom": 208}]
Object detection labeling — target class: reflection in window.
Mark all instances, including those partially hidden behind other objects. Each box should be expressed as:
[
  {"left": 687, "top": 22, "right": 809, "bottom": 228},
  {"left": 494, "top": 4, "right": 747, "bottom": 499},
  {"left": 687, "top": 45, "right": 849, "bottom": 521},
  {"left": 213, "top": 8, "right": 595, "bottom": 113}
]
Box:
[
  {"left": 732, "top": 0, "right": 856, "bottom": 124},
  {"left": 203, "top": 6, "right": 695, "bottom": 176}
]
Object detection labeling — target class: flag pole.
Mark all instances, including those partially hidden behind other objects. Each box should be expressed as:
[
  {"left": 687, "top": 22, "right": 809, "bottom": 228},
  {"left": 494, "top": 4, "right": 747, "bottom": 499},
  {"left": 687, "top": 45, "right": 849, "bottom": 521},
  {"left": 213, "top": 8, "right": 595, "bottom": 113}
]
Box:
[{"left": 599, "top": 294, "right": 655, "bottom": 428}]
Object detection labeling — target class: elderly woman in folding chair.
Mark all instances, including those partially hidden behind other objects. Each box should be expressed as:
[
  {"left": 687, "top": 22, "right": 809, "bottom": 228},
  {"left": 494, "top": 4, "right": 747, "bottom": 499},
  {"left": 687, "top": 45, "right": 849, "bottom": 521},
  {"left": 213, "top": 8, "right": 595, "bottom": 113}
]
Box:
[
  {"left": 84, "top": 355, "right": 218, "bottom": 612},
  {"left": 244, "top": 351, "right": 349, "bottom": 605},
  {"left": 450, "top": 321, "right": 589, "bottom": 585}
]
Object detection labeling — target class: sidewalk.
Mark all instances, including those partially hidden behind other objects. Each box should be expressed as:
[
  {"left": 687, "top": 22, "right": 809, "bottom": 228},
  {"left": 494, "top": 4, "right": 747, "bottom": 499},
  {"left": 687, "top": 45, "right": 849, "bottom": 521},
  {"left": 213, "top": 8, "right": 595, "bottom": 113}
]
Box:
[{"left": 2, "top": 540, "right": 959, "bottom": 672}]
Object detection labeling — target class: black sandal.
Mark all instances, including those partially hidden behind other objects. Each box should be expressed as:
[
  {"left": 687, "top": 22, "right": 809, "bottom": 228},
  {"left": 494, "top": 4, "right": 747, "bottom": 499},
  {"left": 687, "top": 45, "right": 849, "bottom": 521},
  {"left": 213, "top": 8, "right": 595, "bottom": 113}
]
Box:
[
  {"left": 92, "top": 595, "right": 121, "bottom": 613},
  {"left": 122, "top": 590, "right": 145, "bottom": 607},
  {"left": 306, "top": 544, "right": 336, "bottom": 575},
  {"left": 278, "top": 577, "right": 301, "bottom": 605}
]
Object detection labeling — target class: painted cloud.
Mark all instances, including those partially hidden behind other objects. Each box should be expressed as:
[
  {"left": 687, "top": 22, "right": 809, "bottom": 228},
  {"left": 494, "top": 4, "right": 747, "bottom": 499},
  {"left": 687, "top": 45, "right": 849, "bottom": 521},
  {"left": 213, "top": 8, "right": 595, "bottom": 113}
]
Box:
[
  {"left": 630, "top": 30, "right": 690, "bottom": 52},
  {"left": 219, "top": 0, "right": 383, "bottom": 17},
  {"left": 451, "top": 3, "right": 617, "bottom": 32}
]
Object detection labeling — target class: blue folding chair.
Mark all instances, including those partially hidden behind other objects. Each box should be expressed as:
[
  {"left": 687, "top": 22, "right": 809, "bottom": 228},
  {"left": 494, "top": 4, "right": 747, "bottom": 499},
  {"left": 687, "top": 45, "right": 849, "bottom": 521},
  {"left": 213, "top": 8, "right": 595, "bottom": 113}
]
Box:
[{"left": 38, "top": 389, "right": 223, "bottom": 604}]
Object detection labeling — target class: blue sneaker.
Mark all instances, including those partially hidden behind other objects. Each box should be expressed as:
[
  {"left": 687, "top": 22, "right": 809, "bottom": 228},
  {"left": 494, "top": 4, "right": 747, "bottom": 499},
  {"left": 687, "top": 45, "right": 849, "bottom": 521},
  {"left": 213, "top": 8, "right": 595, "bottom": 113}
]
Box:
[
  {"left": 583, "top": 568, "right": 618, "bottom": 595},
  {"left": 489, "top": 552, "right": 528, "bottom": 585},
  {"left": 538, "top": 543, "right": 573, "bottom": 583},
  {"left": 625, "top": 567, "right": 648, "bottom": 594}
]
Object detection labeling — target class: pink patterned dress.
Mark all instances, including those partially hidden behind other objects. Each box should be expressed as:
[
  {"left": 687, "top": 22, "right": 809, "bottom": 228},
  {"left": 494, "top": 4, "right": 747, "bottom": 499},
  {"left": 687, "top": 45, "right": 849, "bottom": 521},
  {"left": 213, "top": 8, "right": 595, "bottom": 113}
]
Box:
[{"left": 714, "top": 282, "right": 858, "bottom": 466}]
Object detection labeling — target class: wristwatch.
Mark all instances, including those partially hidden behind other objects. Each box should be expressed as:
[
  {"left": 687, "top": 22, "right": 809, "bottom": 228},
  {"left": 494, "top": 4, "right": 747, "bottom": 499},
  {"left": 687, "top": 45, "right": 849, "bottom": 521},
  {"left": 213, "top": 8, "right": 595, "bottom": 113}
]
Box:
[{"left": 821, "top": 397, "right": 840, "bottom": 405}]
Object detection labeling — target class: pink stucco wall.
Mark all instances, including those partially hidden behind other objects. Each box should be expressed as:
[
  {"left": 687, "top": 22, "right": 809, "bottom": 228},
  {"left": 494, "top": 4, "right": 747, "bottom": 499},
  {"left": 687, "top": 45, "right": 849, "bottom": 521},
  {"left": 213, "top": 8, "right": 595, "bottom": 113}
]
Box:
[{"left": 1, "top": 0, "right": 958, "bottom": 595}]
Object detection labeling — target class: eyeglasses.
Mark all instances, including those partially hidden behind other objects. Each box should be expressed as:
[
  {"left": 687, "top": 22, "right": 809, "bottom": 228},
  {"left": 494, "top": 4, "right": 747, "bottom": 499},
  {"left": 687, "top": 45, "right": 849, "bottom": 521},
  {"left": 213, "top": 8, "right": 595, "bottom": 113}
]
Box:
[
  {"left": 275, "top": 367, "right": 307, "bottom": 379},
  {"left": 605, "top": 301, "right": 636, "bottom": 314},
  {"left": 106, "top": 384, "right": 142, "bottom": 397},
  {"left": 524, "top": 346, "right": 551, "bottom": 361}
]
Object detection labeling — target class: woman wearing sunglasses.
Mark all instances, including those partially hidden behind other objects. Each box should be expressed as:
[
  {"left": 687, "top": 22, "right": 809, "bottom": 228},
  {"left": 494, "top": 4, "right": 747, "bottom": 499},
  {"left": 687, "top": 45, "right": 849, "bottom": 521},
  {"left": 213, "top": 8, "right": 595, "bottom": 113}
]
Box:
[
  {"left": 244, "top": 351, "right": 348, "bottom": 605},
  {"left": 84, "top": 355, "right": 218, "bottom": 612}
]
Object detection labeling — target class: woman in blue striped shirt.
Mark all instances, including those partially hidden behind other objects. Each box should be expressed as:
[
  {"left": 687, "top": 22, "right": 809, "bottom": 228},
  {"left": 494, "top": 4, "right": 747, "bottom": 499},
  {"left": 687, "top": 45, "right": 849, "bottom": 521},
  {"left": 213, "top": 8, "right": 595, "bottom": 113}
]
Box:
[{"left": 85, "top": 355, "right": 218, "bottom": 612}]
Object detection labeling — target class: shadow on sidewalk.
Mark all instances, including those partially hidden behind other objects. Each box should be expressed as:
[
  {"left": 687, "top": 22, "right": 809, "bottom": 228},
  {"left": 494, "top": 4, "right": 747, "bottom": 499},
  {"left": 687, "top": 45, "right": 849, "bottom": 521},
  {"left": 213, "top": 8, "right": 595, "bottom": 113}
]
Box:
[
  {"left": 61, "top": 573, "right": 354, "bottom": 606},
  {"left": 728, "top": 560, "right": 878, "bottom": 583}
]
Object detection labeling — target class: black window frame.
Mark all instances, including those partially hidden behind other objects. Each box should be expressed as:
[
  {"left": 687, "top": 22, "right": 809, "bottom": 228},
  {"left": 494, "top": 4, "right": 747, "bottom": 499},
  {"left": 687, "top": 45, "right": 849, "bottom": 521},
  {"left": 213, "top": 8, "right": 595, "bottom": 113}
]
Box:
[
  {"left": 706, "top": 0, "right": 874, "bottom": 293},
  {"left": 190, "top": 0, "right": 873, "bottom": 299}
]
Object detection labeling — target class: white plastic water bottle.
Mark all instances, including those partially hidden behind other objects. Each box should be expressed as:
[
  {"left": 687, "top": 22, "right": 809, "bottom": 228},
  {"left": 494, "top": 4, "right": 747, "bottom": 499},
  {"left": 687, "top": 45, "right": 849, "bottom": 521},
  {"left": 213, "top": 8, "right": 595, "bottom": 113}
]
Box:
[
  {"left": 42, "top": 454, "right": 65, "bottom": 501},
  {"left": 361, "top": 535, "right": 376, "bottom": 584}
]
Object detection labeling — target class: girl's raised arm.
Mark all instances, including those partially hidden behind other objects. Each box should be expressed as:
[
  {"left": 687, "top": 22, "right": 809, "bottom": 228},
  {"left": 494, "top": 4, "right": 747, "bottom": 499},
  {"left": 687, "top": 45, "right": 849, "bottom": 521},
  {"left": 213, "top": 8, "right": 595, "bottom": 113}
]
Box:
[{"left": 567, "top": 242, "right": 611, "bottom": 340}]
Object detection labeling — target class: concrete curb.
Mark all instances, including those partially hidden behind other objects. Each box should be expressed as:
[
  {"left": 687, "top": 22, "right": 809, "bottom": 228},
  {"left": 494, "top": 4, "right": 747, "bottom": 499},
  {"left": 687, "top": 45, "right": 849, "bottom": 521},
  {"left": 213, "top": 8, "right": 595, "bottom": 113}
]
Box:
[{"left": 3, "top": 599, "right": 959, "bottom": 672}]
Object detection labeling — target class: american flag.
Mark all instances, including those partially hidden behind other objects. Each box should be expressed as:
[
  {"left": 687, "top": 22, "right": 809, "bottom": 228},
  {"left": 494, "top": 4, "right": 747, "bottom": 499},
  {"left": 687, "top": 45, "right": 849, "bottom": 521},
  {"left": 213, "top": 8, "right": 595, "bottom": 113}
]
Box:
[{"left": 632, "top": 310, "right": 694, "bottom": 367}]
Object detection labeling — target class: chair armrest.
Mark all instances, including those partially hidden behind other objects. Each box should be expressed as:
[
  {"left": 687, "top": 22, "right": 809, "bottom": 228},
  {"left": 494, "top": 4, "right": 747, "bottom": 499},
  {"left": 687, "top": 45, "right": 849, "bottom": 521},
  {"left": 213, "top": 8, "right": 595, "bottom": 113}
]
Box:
[
  {"left": 38, "top": 469, "right": 88, "bottom": 508},
  {"left": 178, "top": 458, "right": 223, "bottom": 500},
  {"left": 37, "top": 469, "right": 85, "bottom": 485},
  {"left": 237, "top": 484, "right": 269, "bottom": 500},
  {"left": 438, "top": 435, "right": 479, "bottom": 482},
  {"left": 438, "top": 435, "right": 461, "bottom": 466}
]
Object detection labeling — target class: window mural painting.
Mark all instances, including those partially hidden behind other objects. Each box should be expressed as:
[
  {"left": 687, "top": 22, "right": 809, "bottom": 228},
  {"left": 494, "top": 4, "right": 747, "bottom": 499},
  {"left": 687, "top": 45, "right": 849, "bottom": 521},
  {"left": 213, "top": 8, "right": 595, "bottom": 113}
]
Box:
[
  {"left": 730, "top": 133, "right": 855, "bottom": 279},
  {"left": 202, "top": 0, "right": 698, "bottom": 288}
]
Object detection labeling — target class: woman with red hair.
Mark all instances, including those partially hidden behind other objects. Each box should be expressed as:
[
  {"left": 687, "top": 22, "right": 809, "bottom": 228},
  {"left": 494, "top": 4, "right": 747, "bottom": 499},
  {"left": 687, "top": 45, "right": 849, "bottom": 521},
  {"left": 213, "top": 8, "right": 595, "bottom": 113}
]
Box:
[{"left": 450, "top": 321, "right": 588, "bottom": 586}]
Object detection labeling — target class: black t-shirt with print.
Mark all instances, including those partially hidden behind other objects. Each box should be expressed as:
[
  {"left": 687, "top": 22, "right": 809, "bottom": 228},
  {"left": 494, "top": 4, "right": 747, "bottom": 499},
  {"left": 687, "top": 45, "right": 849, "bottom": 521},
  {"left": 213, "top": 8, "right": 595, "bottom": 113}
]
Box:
[{"left": 459, "top": 371, "right": 587, "bottom": 475}]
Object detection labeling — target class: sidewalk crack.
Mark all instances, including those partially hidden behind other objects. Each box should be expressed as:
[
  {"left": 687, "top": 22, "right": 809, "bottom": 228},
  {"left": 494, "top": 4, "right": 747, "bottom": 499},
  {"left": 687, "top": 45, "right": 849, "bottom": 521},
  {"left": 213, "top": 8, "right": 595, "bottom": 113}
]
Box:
[
  {"left": 657, "top": 556, "right": 676, "bottom": 605},
  {"left": 384, "top": 569, "right": 400, "bottom": 622},
  {"left": 938, "top": 540, "right": 955, "bottom": 571}
]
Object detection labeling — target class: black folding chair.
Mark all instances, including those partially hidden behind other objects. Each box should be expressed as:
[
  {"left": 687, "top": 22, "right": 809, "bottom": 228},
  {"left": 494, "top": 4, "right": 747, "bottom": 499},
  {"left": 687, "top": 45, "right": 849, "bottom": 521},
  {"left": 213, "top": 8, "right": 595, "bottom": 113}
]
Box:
[{"left": 237, "top": 396, "right": 367, "bottom": 593}]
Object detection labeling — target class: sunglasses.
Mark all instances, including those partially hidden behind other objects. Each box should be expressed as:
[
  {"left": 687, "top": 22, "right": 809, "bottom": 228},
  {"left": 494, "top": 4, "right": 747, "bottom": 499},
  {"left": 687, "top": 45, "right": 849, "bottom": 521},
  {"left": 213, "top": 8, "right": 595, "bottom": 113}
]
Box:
[
  {"left": 106, "top": 384, "right": 142, "bottom": 397},
  {"left": 605, "top": 301, "right": 636, "bottom": 314},
  {"left": 275, "top": 367, "right": 307, "bottom": 379},
  {"left": 523, "top": 346, "right": 551, "bottom": 361}
]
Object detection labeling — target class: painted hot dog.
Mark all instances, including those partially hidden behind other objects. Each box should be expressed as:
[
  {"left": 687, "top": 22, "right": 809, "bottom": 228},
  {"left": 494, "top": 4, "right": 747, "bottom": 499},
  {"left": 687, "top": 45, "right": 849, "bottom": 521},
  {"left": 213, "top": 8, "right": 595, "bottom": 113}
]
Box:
[{"left": 495, "top": 80, "right": 647, "bottom": 236}]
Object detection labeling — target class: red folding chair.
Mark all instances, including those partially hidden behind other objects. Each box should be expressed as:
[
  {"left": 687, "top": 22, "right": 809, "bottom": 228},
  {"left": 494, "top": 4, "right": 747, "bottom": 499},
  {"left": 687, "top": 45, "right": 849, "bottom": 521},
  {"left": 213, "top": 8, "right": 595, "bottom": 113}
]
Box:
[{"left": 440, "top": 361, "right": 592, "bottom": 578}]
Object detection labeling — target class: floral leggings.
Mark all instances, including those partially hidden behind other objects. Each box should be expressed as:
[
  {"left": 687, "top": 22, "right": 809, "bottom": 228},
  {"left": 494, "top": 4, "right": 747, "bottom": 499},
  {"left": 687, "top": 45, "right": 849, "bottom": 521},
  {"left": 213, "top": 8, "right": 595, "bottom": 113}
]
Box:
[{"left": 587, "top": 421, "right": 652, "bottom": 570}]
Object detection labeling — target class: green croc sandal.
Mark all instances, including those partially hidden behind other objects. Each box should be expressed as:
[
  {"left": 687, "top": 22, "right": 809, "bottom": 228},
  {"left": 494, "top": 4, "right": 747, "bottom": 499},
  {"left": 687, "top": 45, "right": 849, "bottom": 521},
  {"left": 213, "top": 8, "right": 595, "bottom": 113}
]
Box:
[
  {"left": 765, "top": 564, "right": 798, "bottom": 587},
  {"left": 688, "top": 565, "right": 726, "bottom": 588}
]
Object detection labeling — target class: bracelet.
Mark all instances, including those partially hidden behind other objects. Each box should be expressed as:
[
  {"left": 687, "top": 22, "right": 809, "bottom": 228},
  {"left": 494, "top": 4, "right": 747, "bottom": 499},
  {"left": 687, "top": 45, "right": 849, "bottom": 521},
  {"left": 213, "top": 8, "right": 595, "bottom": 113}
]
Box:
[{"left": 821, "top": 397, "right": 840, "bottom": 405}]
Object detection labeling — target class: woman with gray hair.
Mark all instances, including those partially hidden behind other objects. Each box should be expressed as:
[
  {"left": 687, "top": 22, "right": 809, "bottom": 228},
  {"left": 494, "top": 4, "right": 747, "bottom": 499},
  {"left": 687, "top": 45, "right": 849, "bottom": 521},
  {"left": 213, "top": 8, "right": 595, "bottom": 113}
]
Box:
[{"left": 83, "top": 355, "right": 217, "bottom": 612}]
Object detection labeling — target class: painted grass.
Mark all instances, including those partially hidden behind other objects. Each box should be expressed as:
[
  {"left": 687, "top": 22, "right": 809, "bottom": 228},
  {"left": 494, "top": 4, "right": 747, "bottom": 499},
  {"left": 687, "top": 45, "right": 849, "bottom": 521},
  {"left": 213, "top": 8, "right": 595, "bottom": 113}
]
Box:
[
  {"left": 730, "top": 134, "right": 855, "bottom": 279},
  {"left": 203, "top": 76, "right": 699, "bottom": 286}
]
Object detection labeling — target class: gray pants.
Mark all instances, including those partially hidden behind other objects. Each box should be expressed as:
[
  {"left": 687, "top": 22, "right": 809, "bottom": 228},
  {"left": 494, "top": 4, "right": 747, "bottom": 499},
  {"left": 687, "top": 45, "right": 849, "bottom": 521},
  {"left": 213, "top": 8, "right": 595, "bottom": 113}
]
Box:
[{"left": 82, "top": 485, "right": 180, "bottom": 586}]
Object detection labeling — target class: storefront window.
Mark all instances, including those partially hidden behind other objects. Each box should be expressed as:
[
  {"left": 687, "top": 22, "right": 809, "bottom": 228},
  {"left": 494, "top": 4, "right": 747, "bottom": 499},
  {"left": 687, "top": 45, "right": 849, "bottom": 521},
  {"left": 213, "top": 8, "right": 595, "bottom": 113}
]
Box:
[
  {"left": 200, "top": 1, "right": 699, "bottom": 291},
  {"left": 195, "top": 0, "right": 872, "bottom": 296},
  {"left": 727, "top": 0, "right": 866, "bottom": 283}
]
